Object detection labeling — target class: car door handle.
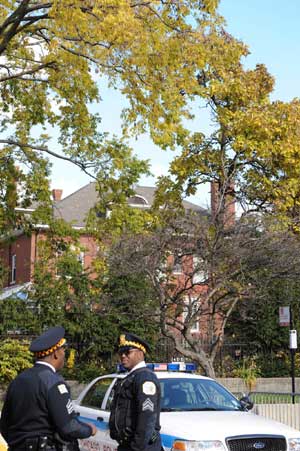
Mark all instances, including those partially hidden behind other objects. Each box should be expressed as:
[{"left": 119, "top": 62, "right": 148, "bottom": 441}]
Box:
[
  {"left": 97, "top": 417, "right": 104, "bottom": 422},
  {"left": 74, "top": 412, "right": 80, "bottom": 417}
]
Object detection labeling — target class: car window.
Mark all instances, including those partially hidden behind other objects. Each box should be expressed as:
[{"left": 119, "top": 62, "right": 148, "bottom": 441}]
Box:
[
  {"left": 104, "top": 378, "right": 120, "bottom": 412},
  {"left": 160, "top": 378, "right": 242, "bottom": 412},
  {"left": 80, "top": 378, "right": 115, "bottom": 409}
]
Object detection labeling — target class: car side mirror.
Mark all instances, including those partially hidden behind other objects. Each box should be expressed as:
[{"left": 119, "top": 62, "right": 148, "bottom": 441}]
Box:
[{"left": 239, "top": 395, "right": 254, "bottom": 411}]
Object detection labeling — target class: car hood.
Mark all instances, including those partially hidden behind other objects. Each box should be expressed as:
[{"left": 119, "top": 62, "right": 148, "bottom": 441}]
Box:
[{"left": 161, "top": 411, "right": 300, "bottom": 441}]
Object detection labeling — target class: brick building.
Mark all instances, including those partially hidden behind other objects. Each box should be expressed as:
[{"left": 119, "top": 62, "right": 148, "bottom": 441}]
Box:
[
  {"left": 0, "top": 181, "right": 235, "bottom": 345},
  {"left": 0, "top": 183, "right": 206, "bottom": 290}
]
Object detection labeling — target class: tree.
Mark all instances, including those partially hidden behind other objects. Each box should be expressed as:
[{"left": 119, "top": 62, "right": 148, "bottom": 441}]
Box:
[
  {"left": 0, "top": 296, "right": 37, "bottom": 336},
  {"left": 0, "top": 218, "right": 161, "bottom": 371},
  {"left": 103, "top": 262, "right": 161, "bottom": 356},
  {"left": 226, "top": 261, "right": 300, "bottom": 376},
  {"left": 0, "top": 0, "right": 229, "bottom": 234},
  {"left": 108, "top": 211, "right": 300, "bottom": 377},
  {"left": 146, "top": 27, "right": 300, "bottom": 373},
  {"left": 0, "top": 222, "right": 118, "bottom": 370},
  {"left": 154, "top": 34, "right": 300, "bottom": 229},
  {"left": 29, "top": 227, "right": 117, "bottom": 359}
]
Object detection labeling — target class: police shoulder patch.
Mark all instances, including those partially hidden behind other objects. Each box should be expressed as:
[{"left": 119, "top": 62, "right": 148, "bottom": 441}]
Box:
[
  {"left": 142, "top": 381, "right": 156, "bottom": 395},
  {"left": 58, "top": 383, "right": 68, "bottom": 394}
]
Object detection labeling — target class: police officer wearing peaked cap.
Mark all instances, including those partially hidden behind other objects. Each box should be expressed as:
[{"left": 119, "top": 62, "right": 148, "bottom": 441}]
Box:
[
  {"left": 109, "top": 333, "right": 162, "bottom": 451},
  {"left": 0, "top": 326, "right": 97, "bottom": 451}
]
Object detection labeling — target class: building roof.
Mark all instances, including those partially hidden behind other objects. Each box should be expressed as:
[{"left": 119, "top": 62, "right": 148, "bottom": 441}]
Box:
[{"left": 53, "top": 183, "right": 206, "bottom": 228}]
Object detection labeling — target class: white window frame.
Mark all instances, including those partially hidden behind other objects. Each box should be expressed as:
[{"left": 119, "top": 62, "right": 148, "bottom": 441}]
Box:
[
  {"left": 11, "top": 254, "right": 16, "bottom": 284},
  {"left": 78, "top": 251, "right": 85, "bottom": 268},
  {"left": 183, "top": 298, "right": 200, "bottom": 332},
  {"left": 69, "top": 245, "right": 85, "bottom": 268},
  {"left": 192, "top": 256, "right": 207, "bottom": 284},
  {"left": 173, "top": 254, "right": 182, "bottom": 274}
]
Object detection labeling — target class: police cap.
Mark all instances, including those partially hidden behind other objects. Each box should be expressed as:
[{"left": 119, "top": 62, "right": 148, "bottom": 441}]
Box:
[
  {"left": 119, "top": 332, "right": 150, "bottom": 354},
  {"left": 30, "top": 326, "right": 66, "bottom": 357}
]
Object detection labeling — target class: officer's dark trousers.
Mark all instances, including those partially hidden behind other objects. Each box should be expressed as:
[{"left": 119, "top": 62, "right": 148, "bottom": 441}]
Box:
[{"left": 8, "top": 438, "right": 58, "bottom": 451}]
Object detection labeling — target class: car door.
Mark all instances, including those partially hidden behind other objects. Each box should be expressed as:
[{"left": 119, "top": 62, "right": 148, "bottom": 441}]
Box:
[{"left": 75, "top": 376, "right": 119, "bottom": 451}]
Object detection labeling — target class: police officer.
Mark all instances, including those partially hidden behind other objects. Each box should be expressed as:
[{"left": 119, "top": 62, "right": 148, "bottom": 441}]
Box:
[
  {"left": 109, "top": 333, "right": 162, "bottom": 451},
  {"left": 0, "top": 326, "right": 97, "bottom": 451}
]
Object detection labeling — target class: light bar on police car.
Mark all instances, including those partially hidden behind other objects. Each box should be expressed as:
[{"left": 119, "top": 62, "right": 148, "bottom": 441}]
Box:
[
  {"left": 146, "top": 362, "right": 197, "bottom": 372},
  {"left": 116, "top": 362, "right": 197, "bottom": 372}
]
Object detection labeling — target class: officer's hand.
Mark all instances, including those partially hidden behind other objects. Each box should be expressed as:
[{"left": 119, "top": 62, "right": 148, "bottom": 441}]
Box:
[{"left": 88, "top": 423, "right": 97, "bottom": 436}]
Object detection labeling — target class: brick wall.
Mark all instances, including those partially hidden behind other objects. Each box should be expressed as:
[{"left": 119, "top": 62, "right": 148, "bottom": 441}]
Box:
[{"left": 0, "top": 234, "right": 34, "bottom": 288}]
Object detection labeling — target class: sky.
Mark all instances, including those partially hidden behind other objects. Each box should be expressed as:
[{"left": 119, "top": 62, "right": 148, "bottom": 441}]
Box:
[{"left": 49, "top": 0, "right": 300, "bottom": 207}]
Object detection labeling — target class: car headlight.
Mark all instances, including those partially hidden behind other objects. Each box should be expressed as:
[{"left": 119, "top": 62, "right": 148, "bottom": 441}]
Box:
[
  {"left": 289, "top": 439, "right": 300, "bottom": 451},
  {"left": 172, "top": 440, "right": 225, "bottom": 451}
]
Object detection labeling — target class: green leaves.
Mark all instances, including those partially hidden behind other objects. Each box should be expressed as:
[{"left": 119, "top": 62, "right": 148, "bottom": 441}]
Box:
[
  {"left": 0, "top": 1, "right": 227, "bottom": 234},
  {"left": 0, "top": 339, "right": 32, "bottom": 386}
]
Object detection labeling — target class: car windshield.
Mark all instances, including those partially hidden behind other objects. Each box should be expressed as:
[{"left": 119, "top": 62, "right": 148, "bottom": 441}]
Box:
[{"left": 160, "top": 378, "right": 243, "bottom": 412}]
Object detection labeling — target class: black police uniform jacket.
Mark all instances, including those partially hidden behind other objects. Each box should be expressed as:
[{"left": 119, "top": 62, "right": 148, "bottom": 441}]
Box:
[
  {"left": 0, "top": 363, "right": 92, "bottom": 448},
  {"left": 109, "top": 366, "right": 162, "bottom": 451}
]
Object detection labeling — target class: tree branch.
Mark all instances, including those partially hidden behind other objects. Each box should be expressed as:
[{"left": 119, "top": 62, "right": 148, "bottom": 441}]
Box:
[
  {"left": 0, "top": 61, "right": 56, "bottom": 82},
  {"left": 0, "top": 139, "right": 97, "bottom": 179}
]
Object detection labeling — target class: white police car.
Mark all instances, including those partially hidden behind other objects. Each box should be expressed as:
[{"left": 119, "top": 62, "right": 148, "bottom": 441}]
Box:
[{"left": 74, "top": 363, "right": 300, "bottom": 451}]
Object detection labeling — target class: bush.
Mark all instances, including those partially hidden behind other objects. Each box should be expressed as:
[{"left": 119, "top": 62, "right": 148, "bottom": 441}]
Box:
[
  {"left": 232, "top": 357, "right": 261, "bottom": 391},
  {"left": 0, "top": 339, "right": 33, "bottom": 386},
  {"left": 62, "top": 362, "right": 109, "bottom": 383}
]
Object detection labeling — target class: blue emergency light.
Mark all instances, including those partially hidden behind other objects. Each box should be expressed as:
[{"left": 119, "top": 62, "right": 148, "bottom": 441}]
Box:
[{"left": 167, "top": 363, "right": 180, "bottom": 371}]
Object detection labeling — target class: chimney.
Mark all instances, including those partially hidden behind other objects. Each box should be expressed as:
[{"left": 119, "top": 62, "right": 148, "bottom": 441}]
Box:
[
  {"left": 52, "top": 189, "right": 63, "bottom": 201},
  {"left": 210, "top": 181, "right": 235, "bottom": 228}
]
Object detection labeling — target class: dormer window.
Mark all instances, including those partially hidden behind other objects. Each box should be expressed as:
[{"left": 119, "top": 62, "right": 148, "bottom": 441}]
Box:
[{"left": 128, "top": 195, "right": 149, "bottom": 208}]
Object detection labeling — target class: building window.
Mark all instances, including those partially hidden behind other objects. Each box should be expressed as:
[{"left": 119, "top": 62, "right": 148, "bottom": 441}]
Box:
[
  {"left": 11, "top": 254, "right": 16, "bottom": 284},
  {"left": 173, "top": 254, "right": 182, "bottom": 274},
  {"left": 96, "top": 208, "right": 112, "bottom": 218},
  {"left": 78, "top": 251, "right": 85, "bottom": 268},
  {"left": 128, "top": 195, "right": 148, "bottom": 206},
  {"left": 193, "top": 256, "right": 207, "bottom": 283},
  {"left": 69, "top": 245, "right": 85, "bottom": 269},
  {"left": 183, "top": 299, "right": 200, "bottom": 332},
  {"left": 191, "top": 303, "right": 200, "bottom": 332}
]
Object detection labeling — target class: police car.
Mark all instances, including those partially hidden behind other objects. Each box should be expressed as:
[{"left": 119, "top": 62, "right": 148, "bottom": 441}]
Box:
[{"left": 74, "top": 363, "right": 300, "bottom": 451}]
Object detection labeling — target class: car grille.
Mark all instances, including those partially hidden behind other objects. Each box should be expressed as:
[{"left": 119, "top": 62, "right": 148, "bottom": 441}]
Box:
[{"left": 226, "top": 436, "right": 287, "bottom": 451}]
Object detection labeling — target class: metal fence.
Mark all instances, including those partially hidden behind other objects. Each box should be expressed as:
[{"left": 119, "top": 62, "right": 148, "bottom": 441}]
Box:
[
  {"left": 155, "top": 338, "right": 258, "bottom": 367},
  {"left": 236, "top": 392, "right": 300, "bottom": 430}
]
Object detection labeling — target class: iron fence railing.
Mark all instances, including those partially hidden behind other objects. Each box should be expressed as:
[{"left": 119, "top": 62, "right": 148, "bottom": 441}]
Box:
[
  {"left": 234, "top": 391, "right": 300, "bottom": 430},
  {"left": 234, "top": 391, "right": 300, "bottom": 404}
]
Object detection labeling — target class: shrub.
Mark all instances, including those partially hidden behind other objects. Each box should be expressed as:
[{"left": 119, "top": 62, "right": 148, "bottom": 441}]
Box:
[
  {"left": 232, "top": 357, "right": 261, "bottom": 392},
  {"left": 66, "top": 348, "right": 76, "bottom": 369},
  {"left": 62, "top": 361, "right": 109, "bottom": 383},
  {"left": 0, "top": 339, "right": 33, "bottom": 386}
]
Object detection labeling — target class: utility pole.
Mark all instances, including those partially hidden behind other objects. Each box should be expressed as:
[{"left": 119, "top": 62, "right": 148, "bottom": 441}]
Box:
[{"left": 289, "top": 305, "right": 297, "bottom": 404}]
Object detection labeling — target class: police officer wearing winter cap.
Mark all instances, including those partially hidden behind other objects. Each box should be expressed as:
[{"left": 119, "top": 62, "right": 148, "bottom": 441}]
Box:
[
  {"left": 0, "top": 326, "right": 97, "bottom": 451},
  {"left": 109, "top": 333, "right": 162, "bottom": 451}
]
